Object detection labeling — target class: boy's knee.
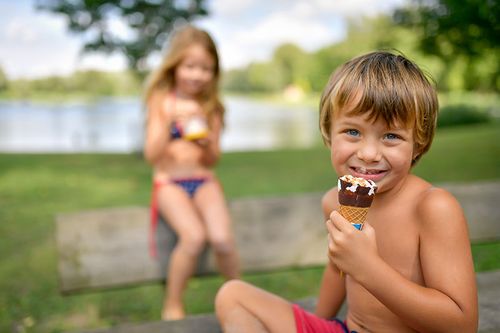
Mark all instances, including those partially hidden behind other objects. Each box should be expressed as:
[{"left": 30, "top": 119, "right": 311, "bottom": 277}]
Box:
[{"left": 215, "top": 279, "right": 245, "bottom": 310}]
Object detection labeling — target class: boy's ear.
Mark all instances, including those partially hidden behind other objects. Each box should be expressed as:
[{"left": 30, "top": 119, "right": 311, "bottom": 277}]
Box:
[
  {"left": 412, "top": 149, "right": 421, "bottom": 164},
  {"left": 411, "top": 146, "right": 420, "bottom": 164},
  {"left": 412, "top": 143, "right": 422, "bottom": 160}
]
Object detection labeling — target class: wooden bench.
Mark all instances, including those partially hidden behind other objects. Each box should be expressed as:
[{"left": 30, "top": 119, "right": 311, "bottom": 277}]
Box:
[
  {"left": 57, "top": 192, "right": 329, "bottom": 293},
  {"left": 57, "top": 181, "right": 500, "bottom": 332},
  {"left": 73, "top": 270, "right": 500, "bottom": 333},
  {"left": 56, "top": 181, "right": 500, "bottom": 293}
]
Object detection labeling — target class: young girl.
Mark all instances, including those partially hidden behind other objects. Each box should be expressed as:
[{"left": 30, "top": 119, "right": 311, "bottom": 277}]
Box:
[{"left": 143, "top": 25, "right": 240, "bottom": 321}]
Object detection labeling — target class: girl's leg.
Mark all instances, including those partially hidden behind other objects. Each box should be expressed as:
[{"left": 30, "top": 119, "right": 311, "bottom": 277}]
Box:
[
  {"left": 215, "top": 280, "right": 296, "bottom": 333},
  {"left": 195, "top": 179, "right": 240, "bottom": 280},
  {"left": 157, "top": 184, "right": 207, "bottom": 320}
]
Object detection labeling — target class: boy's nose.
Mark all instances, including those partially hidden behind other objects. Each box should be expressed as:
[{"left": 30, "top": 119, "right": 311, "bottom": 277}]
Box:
[{"left": 357, "top": 141, "right": 381, "bottom": 163}]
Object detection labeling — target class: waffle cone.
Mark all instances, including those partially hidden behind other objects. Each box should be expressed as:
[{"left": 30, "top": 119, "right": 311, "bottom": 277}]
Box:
[
  {"left": 184, "top": 130, "right": 208, "bottom": 141},
  {"left": 339, "top": 205, "right": 369, "bottom": 225}
]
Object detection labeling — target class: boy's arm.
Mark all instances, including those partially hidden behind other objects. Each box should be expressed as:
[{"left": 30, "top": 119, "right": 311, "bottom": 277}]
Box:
[
  {"left": 334, "top": 188, "right": 478, "bottom": 332},
  {"left": 315, "top": 188, "right": 346, "bottom": 318},
  {"left": 315, "top": 261, "right": 346, "bottom": 318}
]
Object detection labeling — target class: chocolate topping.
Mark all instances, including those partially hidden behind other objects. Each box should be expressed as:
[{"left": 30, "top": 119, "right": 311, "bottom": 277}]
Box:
[{"left": 338, "top": 176, "right": 377, "bottom": 207}]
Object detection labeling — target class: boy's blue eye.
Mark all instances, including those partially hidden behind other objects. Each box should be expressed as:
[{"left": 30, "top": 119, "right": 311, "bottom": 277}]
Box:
[
  {"left": 346, "top": 129, "right": 360, "bottom": 136},
  {"left": 385, "top": 133, "right": 399, "bottom": 140}
]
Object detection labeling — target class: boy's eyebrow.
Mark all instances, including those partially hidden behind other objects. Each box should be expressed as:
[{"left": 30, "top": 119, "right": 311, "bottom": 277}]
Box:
[
  {"left": 336, "top": 116, "right": 409, "bottom": 131},
  {"left": 335, "top": 119, "right": 361, "bottom": 127}
]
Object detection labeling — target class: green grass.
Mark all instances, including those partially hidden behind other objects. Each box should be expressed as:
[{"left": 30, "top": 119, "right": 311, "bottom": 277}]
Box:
[{"left": 1, "top": 122, "right": 499, "bottom": 332}]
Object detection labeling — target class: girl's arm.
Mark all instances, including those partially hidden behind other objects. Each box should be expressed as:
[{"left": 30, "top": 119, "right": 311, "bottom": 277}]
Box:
[
  {"left": 199, "top": 112, "right": 222, "bottom": 167},
  {"left": 144, "top": 92, "right": 173, "bottom": 164},
  {"left": 328, "top": 188, "right": 478, "bottom": 332},
  {"left": 315, "top": 189, "right": 346, "bottom": 318}
]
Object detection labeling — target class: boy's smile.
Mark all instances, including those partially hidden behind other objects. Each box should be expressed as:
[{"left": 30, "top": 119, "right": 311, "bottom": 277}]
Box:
[{"left": 330, "top": 111, "right": 415, "bottom": 193}]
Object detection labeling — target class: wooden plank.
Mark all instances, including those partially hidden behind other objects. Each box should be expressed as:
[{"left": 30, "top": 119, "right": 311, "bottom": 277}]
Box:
[
  {"left": 56, "top": 181, "right": 500, "bottom": 293},
  {"left": 56, "top": 192, "right": 328, "bottom": 293},
  {"left": 75, "top": 270, "right": 500, "bottom": 333},
  {"left": 443, "top": 181, "right": 500, "bottom": 243},
  {"left": 56, "top": 207, "right": 164, "bottom": 292}
]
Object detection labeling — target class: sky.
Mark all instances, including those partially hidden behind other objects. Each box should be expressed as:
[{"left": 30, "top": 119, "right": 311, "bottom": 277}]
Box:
[{"left": 0, "top": 0, "right": 407, "bottom": 80}]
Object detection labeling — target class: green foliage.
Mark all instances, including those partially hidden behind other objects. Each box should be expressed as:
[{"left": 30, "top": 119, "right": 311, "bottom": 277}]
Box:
[
  {"left": 393, "top": 0, "right": 499, "bottom": 58},
  {"left": 221, "top": 68, "right": 253, "bottom": 92},
  {"left": 3, "top": 70, "right": 142, "bottom": 100},
  {"left": 222, "top": 12, "right": 499, "bottom": 94},
  {"left": 35, "top": 0, "right": 209, "bottom": 72},
  {"left": 271, "top": 43, "right": 310, "bottom": 89},
  {"left": 393, "top": 0, "right": 500, "bottom": 92},
  {"left": 247, "top": 62, "right": 285, "bottom": 92},
  {"left": 0, "top": 65, "right": 8, "bottom": 91},
  {"left": 437, "top": 104, "right": 492, "bottom": 127},
  {"left": 6, "top": 11, "right": 498, "bottom": 98}
]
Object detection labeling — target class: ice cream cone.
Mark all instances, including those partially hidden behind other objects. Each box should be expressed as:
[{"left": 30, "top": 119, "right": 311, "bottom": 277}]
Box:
[
  {"left": 337, "top": 175, "right": 377, "bottom": 229},
  {"left": 337, "top": 175, "right": 377, "bottom": 276},
  {"left": 184, "top": 117, "right": 208, "bottom": 141},
  {"left": 338, "top": 205, "right": 369, "bottom": 230}
]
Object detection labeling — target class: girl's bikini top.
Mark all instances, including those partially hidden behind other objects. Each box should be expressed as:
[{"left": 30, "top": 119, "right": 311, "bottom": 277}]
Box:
[
  {"left": 168, "top": 93, "right": 183, "bottom": 140},
  {"left": 170, "top": 121, "right": 183, "bottom": 139},
  {"left": 168, "top": 93, "right": 209, "bottom": 141}
]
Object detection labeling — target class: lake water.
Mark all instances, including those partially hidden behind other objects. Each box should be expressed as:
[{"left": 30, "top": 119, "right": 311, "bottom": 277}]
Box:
[{"left": 0, "top": 96, "right": 319, "bottom": 153}]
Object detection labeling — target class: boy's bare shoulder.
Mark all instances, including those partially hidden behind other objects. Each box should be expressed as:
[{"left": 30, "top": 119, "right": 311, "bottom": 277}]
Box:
[{"left": 415, "top": 184, "right": 466, "bottom": 231}]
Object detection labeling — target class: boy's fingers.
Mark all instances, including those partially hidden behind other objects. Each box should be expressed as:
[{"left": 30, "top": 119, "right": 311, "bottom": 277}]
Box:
[
  {"left": 327, "top": 233, "right": 334, "bottom": 250},
  {"left": 329, "top": 210, "right": 351, "bottom": 231},
  {"left": 362, "top": 222, "right": 376, "bottom": 236},
  {"left": 325, "top": 219, "right": 336, "bottom": 234}
]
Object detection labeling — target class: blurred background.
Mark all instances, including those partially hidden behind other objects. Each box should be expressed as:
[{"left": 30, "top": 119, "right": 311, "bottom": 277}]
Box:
[
  {"left": 0, "top": 1, "right": 498, "bottom": 332},
  {"left": 1, "top": 0, "right": 498, "bottom": 153}
]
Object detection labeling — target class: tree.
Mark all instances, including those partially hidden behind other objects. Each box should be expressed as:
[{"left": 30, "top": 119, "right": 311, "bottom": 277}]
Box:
[
  {"left": 35, "top": 0, "right": 209, "bottom": 73},
  {"left": 272, "top": 43, "right": 307, "bottom": 88},
  {"left": 0, "top": 65, "right": 8, "bottom": 91},
  {"left": 394, "top": 0, "right": 499, "bottom": 58},
  {"left": 393, "top": 0, "right": 499, "bottom": 91}
]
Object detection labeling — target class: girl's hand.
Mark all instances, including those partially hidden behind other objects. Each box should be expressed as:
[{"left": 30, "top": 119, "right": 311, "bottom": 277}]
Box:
[
  {"left": 192, "top": 137, "right": 210, "bottom": 146},
  {"left": 326, "top": 211, "right": 379, "bottom": 279}
]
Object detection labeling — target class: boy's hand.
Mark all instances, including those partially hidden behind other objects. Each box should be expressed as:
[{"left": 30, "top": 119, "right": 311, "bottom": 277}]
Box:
[{"left": 326, "top": 211, "right": 379, "bottom": 279}]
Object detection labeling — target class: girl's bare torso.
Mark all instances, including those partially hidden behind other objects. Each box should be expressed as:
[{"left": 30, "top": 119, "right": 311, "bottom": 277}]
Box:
[{"left": 152, "top": 95, "right": 215, "bottom": 181}]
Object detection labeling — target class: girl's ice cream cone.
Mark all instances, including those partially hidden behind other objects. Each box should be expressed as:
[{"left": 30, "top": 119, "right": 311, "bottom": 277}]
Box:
[
  {"left": 338, "top": 175, "right": 377, "bottom": 230},
  {"left": 183, "top": 116, "right": 208, "bottom": 141}
]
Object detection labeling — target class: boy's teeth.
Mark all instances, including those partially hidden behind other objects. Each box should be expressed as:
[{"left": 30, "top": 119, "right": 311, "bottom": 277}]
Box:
[{"left": 356, "top": 167, "right": 379, "bottom": 175}]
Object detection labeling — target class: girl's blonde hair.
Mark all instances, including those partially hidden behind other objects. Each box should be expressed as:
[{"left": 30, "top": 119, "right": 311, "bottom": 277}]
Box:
[
  {"left": 319, "top": 51, "right": 438, "bottom": 165},
  {"left": 143, "top": 25, "right": 224, "bottom": 126}
]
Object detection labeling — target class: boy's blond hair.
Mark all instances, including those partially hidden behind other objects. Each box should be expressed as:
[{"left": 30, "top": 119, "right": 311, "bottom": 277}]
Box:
[
  {"left": 319, "top": 51, "right": 438, "bottom": 165},
  {"left": 143, "top": 25, "right": 224, "bottom": 127}
]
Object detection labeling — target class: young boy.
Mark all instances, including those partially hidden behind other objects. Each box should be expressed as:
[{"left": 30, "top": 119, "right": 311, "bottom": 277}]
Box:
[{"left": 214, "top": 51, "right": 478, "bottom": 332}]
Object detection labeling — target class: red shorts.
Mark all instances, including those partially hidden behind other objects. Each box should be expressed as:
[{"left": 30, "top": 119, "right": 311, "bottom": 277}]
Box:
[{"left": 292, "top": 304, "right": 353, "bottom": 333}]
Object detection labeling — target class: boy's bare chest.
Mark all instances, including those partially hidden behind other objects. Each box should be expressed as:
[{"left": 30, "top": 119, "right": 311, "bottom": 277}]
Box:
[{"left": 369, "top": 205, "right": 423, "bottom": 280}]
